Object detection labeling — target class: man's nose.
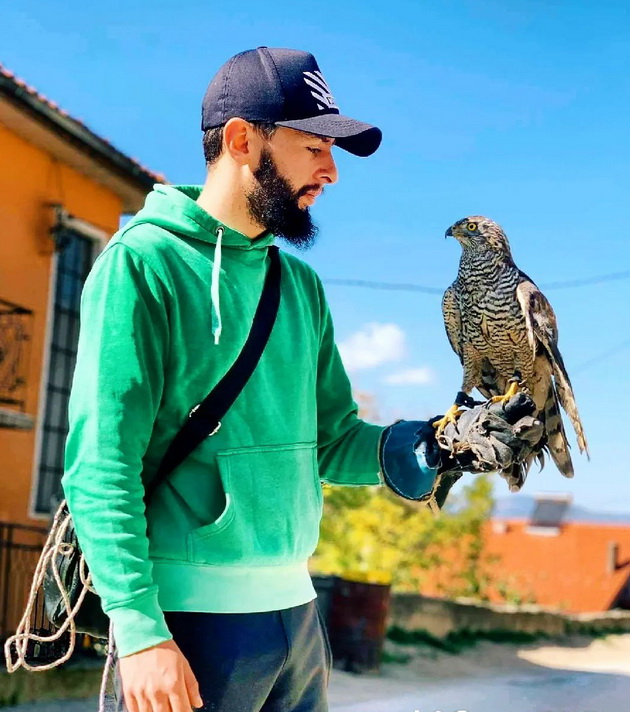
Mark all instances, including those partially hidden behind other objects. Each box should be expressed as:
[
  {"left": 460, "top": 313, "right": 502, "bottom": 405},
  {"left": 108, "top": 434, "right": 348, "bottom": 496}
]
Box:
[{"left": 318, "top": 151, "right": 338, "bottom": 185}]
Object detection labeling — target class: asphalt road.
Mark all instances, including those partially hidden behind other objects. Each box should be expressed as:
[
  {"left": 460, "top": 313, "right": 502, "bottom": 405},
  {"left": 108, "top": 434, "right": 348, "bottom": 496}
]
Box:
[
  {"left": 5, "top": 665, "right": 630, "bottom": 712},
  {"left": 329, "top": 666, "right": 630, "bottom": 712}
]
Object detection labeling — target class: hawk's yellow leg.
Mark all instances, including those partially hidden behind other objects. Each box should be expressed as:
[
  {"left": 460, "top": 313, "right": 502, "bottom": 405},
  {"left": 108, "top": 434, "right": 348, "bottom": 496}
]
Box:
[
  {"left": 432, "top": 404, "right": 464, "bottom": 436},
  {"left": 491, "top": 376, "right": 521, "bottom": 405}
]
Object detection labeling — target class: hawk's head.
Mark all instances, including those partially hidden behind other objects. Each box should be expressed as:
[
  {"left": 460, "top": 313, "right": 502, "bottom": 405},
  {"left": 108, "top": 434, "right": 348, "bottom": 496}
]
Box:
[{"left": 445, "top": 216, "right": 512, "bottom": 254}]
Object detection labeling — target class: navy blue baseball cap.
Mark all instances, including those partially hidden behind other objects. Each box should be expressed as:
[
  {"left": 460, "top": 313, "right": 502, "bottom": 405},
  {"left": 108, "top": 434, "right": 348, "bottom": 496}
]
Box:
[{"left": 201, "top": 47, "right": 382, "bottom": 157}]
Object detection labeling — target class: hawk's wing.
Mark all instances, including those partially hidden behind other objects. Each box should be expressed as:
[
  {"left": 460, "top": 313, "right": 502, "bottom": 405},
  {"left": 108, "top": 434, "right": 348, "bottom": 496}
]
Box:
[
  {"left": 516, "top": 274, "right": 589, "bottom": 457},
  {"left": 442, "top": 283, "right": 463, "bottom": 363},
  {"left": 515, "top": 272, "right": 558, "bottom": 360}
]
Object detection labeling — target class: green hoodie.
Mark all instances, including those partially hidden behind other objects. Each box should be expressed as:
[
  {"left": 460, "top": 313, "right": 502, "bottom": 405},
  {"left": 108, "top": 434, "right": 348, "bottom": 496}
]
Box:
[{"left": 62, "top": 185, "right": 384, "bottom": 658}]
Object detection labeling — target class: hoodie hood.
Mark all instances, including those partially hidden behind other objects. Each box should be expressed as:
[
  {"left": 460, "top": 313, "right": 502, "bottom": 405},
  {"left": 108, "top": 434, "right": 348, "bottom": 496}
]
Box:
[
  {"left": 128, "top": 184, "right": 275, "bottom": 344},
  {"left": 130, "top": 184, "right": 276, "bottom": 251}
]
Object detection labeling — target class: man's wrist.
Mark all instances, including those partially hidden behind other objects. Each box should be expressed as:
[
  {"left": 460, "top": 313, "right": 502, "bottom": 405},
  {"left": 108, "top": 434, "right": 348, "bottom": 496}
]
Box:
[
  {"left": 378, "top": 420, "right": 440, "bottom": 501},
  {"left": 107, "top": 591, "right": 173, "bottom": 658}
]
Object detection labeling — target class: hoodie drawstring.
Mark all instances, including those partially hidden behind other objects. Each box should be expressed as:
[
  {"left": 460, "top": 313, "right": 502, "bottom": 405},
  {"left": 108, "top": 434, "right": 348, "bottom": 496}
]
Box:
[{"left": 211, "top": 226, "right": 223, "bottom": 345}]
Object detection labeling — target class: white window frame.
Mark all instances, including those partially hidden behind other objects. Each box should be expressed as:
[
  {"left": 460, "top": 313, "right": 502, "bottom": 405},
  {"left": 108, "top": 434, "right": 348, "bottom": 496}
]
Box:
[{"left": 28, "top": 208, "right": 109, "bottom": 520}]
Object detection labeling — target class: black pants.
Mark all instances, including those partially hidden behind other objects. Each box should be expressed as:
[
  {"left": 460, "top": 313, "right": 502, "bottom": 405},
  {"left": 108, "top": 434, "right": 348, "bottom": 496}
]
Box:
[{"left": 116, "top": 600, "right": 332, "bottom": 712}]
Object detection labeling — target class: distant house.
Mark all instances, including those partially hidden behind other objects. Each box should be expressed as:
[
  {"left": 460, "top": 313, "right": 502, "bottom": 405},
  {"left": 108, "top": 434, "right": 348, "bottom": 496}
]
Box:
[
  {"left": 422, "top": 493, "right": 630, "bottom": 613},
  {"left": 0, "top": 63, "right": 163, "bottom": 638},
  {"left": 485, "top": 494, "right": 630, "bottom": 612}
]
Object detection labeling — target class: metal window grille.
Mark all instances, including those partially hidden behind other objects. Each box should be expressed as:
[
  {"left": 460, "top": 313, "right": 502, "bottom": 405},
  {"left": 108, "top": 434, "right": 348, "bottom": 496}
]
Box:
[
  {"left": 0, "top": 299, "right": 34, "bottom": 410},
  {"left": 0, "top": 521, "right": 49, "bottom": 640},
  {"left": 34, "top": 229, "right": 97, "bottom": 514}
]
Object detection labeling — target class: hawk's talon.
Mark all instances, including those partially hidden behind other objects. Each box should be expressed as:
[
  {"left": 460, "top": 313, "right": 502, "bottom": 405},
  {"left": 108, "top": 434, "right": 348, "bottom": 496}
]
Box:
[
  {"left": 433, "top": 404, "right": 464, "bottom": 436},
  {"left": 491, "top": 377, "right": 521, "bottom": 405}
]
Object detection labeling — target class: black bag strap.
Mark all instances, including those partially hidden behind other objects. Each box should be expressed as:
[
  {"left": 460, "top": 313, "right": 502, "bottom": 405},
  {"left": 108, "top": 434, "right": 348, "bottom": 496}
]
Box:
[{"left": 144, "top": 245, "right": 282, "bottom": 504}]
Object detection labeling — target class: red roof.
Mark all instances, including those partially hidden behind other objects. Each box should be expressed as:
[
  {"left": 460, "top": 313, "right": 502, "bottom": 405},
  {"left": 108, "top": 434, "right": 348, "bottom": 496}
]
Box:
[
  {"left": 0, "top": 62, "right": 166, "bottom": 185},
  {"left": 421, "top": 519, "right": 630, "bottom": 613},
  {"left": 484, "top": 519, "right": 630, "bottom": 612}
]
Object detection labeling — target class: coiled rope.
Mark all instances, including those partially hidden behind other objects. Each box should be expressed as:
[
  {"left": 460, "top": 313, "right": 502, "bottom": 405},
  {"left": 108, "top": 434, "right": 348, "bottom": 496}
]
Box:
[{"left": 3, "top": 500, "right": 94, "bottom": 672}]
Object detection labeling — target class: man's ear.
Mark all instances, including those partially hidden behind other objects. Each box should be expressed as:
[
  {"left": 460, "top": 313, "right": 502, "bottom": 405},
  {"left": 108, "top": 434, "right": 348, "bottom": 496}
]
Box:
[{"left": 223, "top": 118, "right": 259, "bottom": 166}]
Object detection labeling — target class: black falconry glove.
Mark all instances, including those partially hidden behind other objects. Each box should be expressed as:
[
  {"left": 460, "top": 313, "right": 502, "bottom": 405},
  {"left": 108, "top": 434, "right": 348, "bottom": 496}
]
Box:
[{"left": 378, "top": 392, "right": 544, "bottom": 511}]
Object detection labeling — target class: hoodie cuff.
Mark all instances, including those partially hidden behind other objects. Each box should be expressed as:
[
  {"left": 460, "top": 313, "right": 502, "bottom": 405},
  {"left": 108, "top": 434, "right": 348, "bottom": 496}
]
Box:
[{"left": 107, "top": 591, "right": 173, "bottom": 658}]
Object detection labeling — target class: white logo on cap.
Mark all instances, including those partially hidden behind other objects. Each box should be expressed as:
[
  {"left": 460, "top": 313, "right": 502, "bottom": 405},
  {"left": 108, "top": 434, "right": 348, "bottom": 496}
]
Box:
[{"left": 303, "top": 71, "right": 338, "bottom": 111}]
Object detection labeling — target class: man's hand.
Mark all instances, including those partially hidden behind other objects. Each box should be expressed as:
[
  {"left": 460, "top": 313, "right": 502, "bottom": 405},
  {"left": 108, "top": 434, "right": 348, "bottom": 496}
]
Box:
[{"left": 119, "top": 639, "right": 203, "bottom": 712}]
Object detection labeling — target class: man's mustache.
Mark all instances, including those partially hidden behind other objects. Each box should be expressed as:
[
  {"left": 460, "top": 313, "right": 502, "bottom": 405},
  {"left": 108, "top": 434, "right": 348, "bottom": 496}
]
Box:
[{"left": 296, "top": 184, "right": 323, "bottom": 199}]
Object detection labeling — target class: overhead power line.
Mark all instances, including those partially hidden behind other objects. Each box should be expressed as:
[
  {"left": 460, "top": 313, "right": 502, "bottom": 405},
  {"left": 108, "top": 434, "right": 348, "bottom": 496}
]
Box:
[
  {"left": 323, "top": 268, "right": 630, "bottom": 294},
  {"left": 323, "top": 278, "right": 442, "bottom": 294},
  {"left": 323, "top": 270, "right": 630, "bottom": 378},
  {"left": 542, "top": 268, "right": 630, "bottom": 290},
  {"left": 573, "top": 337, "right": 630, "bottom": 374}
]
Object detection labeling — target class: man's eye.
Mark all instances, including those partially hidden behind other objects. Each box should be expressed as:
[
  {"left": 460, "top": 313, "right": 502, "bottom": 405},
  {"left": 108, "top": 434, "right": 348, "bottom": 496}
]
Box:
[{"left": 307, "top": 147, "right": 321, "bottom": 155}]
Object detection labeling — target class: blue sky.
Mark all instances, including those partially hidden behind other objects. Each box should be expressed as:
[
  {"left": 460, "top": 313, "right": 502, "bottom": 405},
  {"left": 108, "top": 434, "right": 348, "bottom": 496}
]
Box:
[{"left": 2, "top": 0, "right": 628, "bottom": 511}]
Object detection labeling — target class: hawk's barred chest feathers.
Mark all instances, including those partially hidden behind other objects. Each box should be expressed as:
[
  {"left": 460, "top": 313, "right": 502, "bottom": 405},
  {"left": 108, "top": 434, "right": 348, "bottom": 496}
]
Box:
[{"left": 442, "top": 215, "right": 589, "bottom": 484}]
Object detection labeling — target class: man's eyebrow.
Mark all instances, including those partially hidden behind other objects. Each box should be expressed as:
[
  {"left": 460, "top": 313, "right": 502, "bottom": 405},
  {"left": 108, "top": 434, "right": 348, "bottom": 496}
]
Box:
[{"left": 303, "top": 132, "right": 335, "bottom": 144}]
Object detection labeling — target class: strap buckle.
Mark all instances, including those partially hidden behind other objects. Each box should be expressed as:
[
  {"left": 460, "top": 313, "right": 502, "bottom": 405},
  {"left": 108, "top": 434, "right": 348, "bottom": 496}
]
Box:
[{"left": 189, "top": 405, "right": 222, "bottom": 437}]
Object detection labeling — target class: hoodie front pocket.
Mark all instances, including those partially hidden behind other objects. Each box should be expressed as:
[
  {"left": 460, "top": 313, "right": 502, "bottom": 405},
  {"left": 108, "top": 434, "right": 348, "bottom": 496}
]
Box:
[{"left": 187, "top": 442, "right": 321, "bottom": 566}]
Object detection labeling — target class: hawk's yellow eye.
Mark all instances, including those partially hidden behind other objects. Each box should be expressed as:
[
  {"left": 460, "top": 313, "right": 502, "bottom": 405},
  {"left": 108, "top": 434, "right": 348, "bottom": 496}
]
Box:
[{"left": 467, "top": 222, "right": 478, "bottom": 232}]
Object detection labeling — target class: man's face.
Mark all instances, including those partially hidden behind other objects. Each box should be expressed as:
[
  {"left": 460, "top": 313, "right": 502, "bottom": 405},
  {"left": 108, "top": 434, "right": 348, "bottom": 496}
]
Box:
[{"left": 245, "top": 127, "right": 338, "bottom": 249}]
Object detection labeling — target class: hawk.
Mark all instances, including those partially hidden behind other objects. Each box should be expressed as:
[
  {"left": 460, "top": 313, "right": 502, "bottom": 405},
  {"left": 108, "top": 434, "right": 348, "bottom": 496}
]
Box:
[{"left": 436, "top": 216, "right": 589, "bottom": 486}]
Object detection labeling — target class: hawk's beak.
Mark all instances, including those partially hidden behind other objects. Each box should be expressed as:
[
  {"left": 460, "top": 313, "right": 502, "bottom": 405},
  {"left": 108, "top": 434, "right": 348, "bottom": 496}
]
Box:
[{"left": 445, "top": 226, "right": 455, "bottom": 239}]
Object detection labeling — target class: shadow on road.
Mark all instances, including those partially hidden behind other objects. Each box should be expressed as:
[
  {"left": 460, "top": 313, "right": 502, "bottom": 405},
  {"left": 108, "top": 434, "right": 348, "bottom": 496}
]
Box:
[{"left": 328, "top": 633, "right": 630, "bottom": 712}]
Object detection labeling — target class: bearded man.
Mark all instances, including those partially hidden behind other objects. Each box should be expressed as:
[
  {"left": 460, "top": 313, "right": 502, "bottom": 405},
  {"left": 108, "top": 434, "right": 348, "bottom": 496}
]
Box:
[{"left": 62, "top": 47, "right": 536, "bottom": 712}]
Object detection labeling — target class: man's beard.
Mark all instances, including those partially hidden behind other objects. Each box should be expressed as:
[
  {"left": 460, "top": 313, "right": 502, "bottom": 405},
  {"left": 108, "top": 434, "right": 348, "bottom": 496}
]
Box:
[{"left": 246, "top": 148, "right": 320, "bottom": 250}]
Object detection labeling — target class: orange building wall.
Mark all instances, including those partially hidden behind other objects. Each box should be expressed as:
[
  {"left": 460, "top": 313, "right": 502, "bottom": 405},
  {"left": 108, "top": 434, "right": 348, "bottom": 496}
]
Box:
[{"left": 0, "top": 123, "right": 122, "bottom": 525}]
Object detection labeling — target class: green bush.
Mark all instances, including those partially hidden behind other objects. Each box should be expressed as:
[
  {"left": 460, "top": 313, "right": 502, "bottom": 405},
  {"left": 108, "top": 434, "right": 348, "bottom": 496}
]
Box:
[{"left": 386, "top": 625, "right": 547, "bottom": 655}]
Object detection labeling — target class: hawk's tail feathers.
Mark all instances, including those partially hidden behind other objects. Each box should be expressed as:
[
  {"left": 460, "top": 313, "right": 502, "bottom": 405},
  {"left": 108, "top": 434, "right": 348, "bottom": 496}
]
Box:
[
  {"left": 544, "top": 387, "right": 574, "bottom": 479},
  {"left": 547, "top": 341, "right": 590, "bottom": 458},
  {"left": 500, "top": 454, "right": 538, "bottom": 493},
  {"left": 500, "top": 461, "right": 525, "bottom": 492}
]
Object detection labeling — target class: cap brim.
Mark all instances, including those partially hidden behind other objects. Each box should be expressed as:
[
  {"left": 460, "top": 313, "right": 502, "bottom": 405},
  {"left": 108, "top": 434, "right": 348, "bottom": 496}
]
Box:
[{"left": 275, "top": 114, "right": 382, "bottom": 157}]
